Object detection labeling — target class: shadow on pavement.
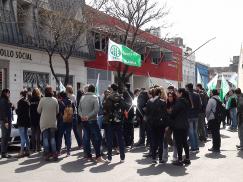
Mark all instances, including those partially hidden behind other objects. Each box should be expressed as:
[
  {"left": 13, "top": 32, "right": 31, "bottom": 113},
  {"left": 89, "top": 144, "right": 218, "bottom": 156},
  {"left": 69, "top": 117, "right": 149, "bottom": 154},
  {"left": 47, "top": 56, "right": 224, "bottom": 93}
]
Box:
[
  {"left": 129, "top": 147, "right": 147, "bottom": 153},
  {"left": 136, "top": 157, "right": 153, "bottom": 165},
  {"left": 205, "top": 153, "right": 226, "bottom": 159},
  {"left": 237, "top": 151, "right": 243, "bottom": 159},
  {"left": 137, "top": 163, "right": 188, "bottom": 177},
  {"left": 0, "top": 158, "right": 18, "bottom": 165},
  {"left": 221, "top": 134, "right": 230, "bottom": 139},
  {"left": 61, "top": 158, "right": 95, "bottom": 173},
  {"left": 15, "top": 155, "right": 65, "bottom": 173},
  {"left": 89, "top": 162, "right": 120, "bottom": 173}
]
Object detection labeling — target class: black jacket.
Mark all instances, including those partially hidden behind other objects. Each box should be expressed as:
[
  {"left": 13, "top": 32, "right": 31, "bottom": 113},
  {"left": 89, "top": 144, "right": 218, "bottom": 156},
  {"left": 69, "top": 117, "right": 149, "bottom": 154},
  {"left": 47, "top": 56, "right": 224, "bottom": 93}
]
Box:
[
  {"left": 16, "top": 98, "right": 31, "bottom": 128},
  {"left": 146, "top": 97, "right": 167, "bottom": 127},
  {"left": 30, "top": 96, "right": 41, "bottom": 127},
  {"left": 123, "top": 90, "right": 134, "bottom": 120},
  {"left": 0, "top": 97, "right": 11, "bottom": 124},
  {"left": 171, "top": 97, "right": 189, "bottom": 130},
  {"left": 188, "top": 91, "right": 202, "bottom": 118},
  {"left": 136, "top": 91, "right": 149, "bottom": 118}
]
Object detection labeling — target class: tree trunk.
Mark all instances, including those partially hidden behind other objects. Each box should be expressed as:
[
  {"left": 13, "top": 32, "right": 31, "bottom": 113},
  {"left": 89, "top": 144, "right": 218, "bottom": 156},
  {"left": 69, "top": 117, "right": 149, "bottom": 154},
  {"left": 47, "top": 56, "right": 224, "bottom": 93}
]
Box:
[
  {"left": 48, "top": 54, "right": 59, "bottom": 85},
  {"left": 64, "top": 59, "right": 70, "bottom": 86}
]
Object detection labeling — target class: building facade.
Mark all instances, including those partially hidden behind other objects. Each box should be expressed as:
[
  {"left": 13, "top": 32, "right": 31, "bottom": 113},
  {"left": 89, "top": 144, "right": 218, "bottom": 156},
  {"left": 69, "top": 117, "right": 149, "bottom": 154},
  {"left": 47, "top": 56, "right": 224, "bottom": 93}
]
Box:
[{"left": 0, "top": 0, "right": 93, "bottom": 104}]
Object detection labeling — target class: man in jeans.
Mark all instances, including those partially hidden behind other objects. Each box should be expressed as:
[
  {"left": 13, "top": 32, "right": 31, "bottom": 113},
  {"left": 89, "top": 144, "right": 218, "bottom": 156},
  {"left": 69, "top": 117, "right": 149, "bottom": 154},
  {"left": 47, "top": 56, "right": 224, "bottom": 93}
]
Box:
[
  {"left": 235, "top": 88, "right": 243, "bottom": 150},
  {"left": 0, "top": 89, "right": 12, "bottom": 158},
  {"left": 186, "top": 83, "right": 202, "bottom": 153},
  {"left": 78, "top": 84, "right": 104, "bottom": 162}
]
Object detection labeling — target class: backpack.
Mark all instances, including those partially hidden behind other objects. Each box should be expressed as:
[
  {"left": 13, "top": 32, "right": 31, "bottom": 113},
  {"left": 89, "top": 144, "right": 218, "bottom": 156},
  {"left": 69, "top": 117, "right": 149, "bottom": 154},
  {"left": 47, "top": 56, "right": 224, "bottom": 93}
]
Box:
[
  {"left": 110, "top": 94, "right": 124, "bottom": 123},
  {"left": 213, "top": 98, "right": 226, "bottom": 122},
  {"left": 230, "top": 97, "right": 237, "bottom": 108},
  {"left": 63, "top": 106, "right": 73, "bottom": 123}
]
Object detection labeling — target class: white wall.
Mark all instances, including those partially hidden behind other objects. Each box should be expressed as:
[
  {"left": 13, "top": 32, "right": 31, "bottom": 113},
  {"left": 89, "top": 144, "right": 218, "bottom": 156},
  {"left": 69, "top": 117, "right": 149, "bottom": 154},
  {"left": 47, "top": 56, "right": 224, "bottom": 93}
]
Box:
[{"left": 0, "top": 43, "right": 87, "bottom": 104}]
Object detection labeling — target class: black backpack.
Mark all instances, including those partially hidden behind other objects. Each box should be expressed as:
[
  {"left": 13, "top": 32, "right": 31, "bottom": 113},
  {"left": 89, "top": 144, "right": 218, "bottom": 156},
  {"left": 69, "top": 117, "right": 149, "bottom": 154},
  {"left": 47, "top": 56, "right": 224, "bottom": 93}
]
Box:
[
  {"left": 110, "top": 94, "right": 124, "bottom": 123},
  {"left": 213, "top": 98, "right": 226, "bottom": 122}
]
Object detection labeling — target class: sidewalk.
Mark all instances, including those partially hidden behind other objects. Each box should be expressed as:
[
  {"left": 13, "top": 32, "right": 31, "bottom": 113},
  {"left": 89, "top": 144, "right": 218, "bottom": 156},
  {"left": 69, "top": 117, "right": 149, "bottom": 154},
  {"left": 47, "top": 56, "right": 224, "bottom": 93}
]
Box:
[{"left": 0, "top": 128, "right": 242, "bottom": 182}]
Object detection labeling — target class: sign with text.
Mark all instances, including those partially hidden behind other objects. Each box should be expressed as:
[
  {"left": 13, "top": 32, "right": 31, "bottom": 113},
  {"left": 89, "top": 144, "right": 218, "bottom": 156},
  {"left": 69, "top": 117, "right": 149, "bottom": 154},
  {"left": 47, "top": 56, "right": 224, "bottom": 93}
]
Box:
[{"left": 0, "top": 48, "right": 32, "bottom": 61}]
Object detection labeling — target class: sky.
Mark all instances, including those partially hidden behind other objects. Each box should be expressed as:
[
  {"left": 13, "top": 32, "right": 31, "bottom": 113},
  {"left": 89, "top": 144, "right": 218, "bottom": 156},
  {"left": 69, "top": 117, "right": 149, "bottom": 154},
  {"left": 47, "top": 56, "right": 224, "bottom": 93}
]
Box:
[{"left": 162, "top": 0, "right": 243, "bottom": 67}]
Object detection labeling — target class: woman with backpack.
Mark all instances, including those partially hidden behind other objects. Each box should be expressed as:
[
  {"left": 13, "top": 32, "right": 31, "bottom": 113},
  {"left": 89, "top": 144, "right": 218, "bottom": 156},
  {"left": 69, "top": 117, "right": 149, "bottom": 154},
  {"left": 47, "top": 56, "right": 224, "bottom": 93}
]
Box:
[
  {"left": 16, "top": 90, "right": 31, "bottom": 158},
  {"left": 171, "top": 88, "right": 191, "bottom": 166},
  {"left": 56, "top": 92, "right": 73, "bottom": 156},
  {"left": 146, "top": 87, "right": 167, "bottom": 164}
]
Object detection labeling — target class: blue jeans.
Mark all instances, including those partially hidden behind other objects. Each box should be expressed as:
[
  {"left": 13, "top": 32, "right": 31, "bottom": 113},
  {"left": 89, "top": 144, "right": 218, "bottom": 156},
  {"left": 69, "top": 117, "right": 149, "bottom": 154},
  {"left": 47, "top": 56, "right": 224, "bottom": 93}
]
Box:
[
  {"left": 72, "top": 114, "right": 82, "bottom": 147},
  {"left": 230, "top": 108, "right": 237, "bottom": 129},
  {"left": 42, "top": 128, "right": 57, "bottom": 154},
  {"left": 188, "top": 118, "right": 199, "bottom": 150},
  {"left": 19, "top": 127, "right": 29, "bottom": 152},
  {"left": 97, "top": 115, "right": 104, "bottom": 130},
  {"left": 83, "top": 120, "right": 102, "bottom": 158},
  {"left": 57, "top": 121, "right": 72, "bottom": 152},
  {"left": 105, "top": 122, "right": 125, "bottom": 161}
]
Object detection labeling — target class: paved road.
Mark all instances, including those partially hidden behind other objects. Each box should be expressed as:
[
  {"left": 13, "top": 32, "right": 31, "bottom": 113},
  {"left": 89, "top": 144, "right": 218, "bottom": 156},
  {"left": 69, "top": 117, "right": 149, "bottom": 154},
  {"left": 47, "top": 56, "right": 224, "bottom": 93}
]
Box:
[{"left": 0, "top": 128, "right": 243, "bottom": 182}]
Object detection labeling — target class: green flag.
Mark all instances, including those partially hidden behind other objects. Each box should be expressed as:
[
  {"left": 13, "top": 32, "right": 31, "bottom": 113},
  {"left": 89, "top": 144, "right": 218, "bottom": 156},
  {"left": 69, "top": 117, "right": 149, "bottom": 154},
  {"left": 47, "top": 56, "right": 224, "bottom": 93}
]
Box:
[
  {"left": 108, "top": 39, "right": 141, "bottom": 67},
  {"left": 207, "top": 74, "right": 218, "bottom": 95},
  {"left": 219, "top": 75, "right": 230, "bottom": 101}
]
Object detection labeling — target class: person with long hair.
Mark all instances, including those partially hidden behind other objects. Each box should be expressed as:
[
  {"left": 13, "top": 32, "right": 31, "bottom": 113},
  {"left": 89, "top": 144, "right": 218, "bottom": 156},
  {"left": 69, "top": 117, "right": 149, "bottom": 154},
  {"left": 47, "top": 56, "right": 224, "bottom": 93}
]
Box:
[
  {"left": 66, "top": 85, "right": 82, "bottom": 149},
  {"left": 38, "top": 86, "right": 59, "bottom": 161},
  {"left": 163, "top": 91, "right": 178, "bottom": 163},
  {"left": 0, "top": 89, "right": 12, "bottom": 158},
  {"left": 16, "top": 90, "right": 31, "bottom": 158},
  {"left": 146, "top": 87, "right": 167, "bottom": 164},
  {"left": 171, "top": 88, "right": 191, "bottom": 166},
  {"left": 30, "top": 88, "right": 42, "bottom": 152}
]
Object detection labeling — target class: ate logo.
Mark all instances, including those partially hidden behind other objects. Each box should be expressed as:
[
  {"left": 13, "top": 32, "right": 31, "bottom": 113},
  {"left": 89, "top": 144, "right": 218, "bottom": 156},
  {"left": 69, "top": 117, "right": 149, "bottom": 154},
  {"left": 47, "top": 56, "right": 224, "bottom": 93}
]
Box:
[{"left": 110, "top": 45, "right": 121, "bottom": 58}]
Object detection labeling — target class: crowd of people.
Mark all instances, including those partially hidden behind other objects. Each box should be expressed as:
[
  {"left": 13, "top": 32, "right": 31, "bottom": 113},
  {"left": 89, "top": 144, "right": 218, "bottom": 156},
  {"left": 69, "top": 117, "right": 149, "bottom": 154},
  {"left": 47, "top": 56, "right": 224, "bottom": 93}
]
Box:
[{"left": 0, "top": 82, "right": 243, "bottom": 167}]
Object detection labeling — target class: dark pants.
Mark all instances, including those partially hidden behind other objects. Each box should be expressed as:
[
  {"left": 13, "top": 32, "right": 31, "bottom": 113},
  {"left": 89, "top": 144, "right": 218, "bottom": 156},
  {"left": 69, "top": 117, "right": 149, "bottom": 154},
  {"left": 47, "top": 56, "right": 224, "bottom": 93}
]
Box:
[
  {"left": 150, "top": 125, "right": 165, "bottom": 161},
  {"left": 198, "top": 113, "right": 207, "bottom": 140},
  {"left": 123, "top": 120, "right": 134, "bottom": 146},
  {"left": 174, "top": 129, "right": 189, "bottom": 161},
  {"left": 83, "top": 120, "right": 101, "bottom": 159},
  {"left": 31, "top": 125, "right": 41, "bottom": 151},
  {"left": 1, "top": 122, "right": 11, "bottom": 155},
  {"left": 105, "top": 122, "right": 125, "bottom": 161},
  {"left": 138, "top": 116, "right": 146, "bottom": 144},
  {"left": 226, "top": 110, "right": 231, "bottom": 125},
  {"left": 72, "top": 114, "right": 82, "bottom": 147},
  {"left": 208, "top": 119, "right": 221, "bottom": 150},
  {"left": 56, "top": 121, "right": 72, "bottom": 152}
]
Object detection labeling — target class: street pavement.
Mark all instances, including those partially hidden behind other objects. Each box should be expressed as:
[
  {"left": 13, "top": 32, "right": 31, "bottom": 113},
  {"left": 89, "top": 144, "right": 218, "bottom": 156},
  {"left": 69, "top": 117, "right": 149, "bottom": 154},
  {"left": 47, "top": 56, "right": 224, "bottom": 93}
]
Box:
[{"left": 0, "top": 128, "right": 243, "bottom": 182}]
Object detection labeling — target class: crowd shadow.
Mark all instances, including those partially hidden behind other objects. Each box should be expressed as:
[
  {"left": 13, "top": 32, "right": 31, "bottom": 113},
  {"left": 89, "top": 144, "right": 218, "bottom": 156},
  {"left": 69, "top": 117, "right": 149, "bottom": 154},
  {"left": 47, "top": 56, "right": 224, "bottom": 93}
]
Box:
[
  {"left": 61, "top": 158, "right": 95, "bottom": 173},
  {"left": 205, "top": 152, "right": 226, "bottom": 159},
  {"left": 0, "top": 157, "right": 18, "bottom": 165},
  {"left": 220, "top": 134, "right": 230, "bottom": 139},
  {"left": 129, "top": 146, "right": 147, "bottom": 153},
  {"left": 237, "top": 151, "right": 243, "bottom": 159},
  {"left": 137, "top": 163, "right": 188, "bottom": 177},
  {"left": 89, "top": 162, "right": 120, "bottom": 173}
]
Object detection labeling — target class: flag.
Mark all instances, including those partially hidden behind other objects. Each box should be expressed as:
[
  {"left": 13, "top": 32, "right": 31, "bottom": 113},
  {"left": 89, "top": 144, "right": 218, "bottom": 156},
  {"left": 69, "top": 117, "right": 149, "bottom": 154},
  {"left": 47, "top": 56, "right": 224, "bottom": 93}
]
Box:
[
  {"left": 147, "top": 72, "right": 154, "bottom": 87},
  {"left": 197, "top": 68, "right": 203, "bottom": 85},
  {"left": 220, "top": 75, "right": 230, "bottom": 101},
  {"left": 228, "top": 73, "right": 238, "bottom": 88},
  {"left": 95, "top": 73, "right": 100, "bottom": 96},
  {"left": 59, "top": 81, "right": 66, "bottom": 92},
  {"left": 207, "top": 74, "right": 218, "bottom": 95},
  {"left": 108, "top": 39, "right": 141, "bottom": 67}
]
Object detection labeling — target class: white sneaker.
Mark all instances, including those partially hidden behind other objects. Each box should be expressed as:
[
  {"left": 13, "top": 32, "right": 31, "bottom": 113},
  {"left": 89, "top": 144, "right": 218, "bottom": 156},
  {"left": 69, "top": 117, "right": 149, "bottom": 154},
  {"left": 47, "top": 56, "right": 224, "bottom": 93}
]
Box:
[{"left": 120, "top": 159, "right": 125, "bottom": 163}]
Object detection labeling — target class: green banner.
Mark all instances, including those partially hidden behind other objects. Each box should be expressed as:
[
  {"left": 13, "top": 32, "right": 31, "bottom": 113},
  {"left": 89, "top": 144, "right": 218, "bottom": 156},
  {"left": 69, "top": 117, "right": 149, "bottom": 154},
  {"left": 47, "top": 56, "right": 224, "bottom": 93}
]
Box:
[{"left": 108, "top": 39, "right": 141, "bottom": 67}]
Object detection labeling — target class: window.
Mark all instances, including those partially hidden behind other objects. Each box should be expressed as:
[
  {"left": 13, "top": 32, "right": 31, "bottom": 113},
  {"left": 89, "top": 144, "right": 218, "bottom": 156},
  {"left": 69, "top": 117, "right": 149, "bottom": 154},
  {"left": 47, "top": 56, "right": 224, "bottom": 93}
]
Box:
[
  {"left": 92, "top": 31, "right": 108, "bottom": 51},
  {"left": 23, "top": 71, "right": 49, "bottom": 91},
  {"left": 152, "top": 58, "right": 160, "bottom": 65},
  {"left": 56, "top": 74, "right": 74, "bottom": 91}
]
